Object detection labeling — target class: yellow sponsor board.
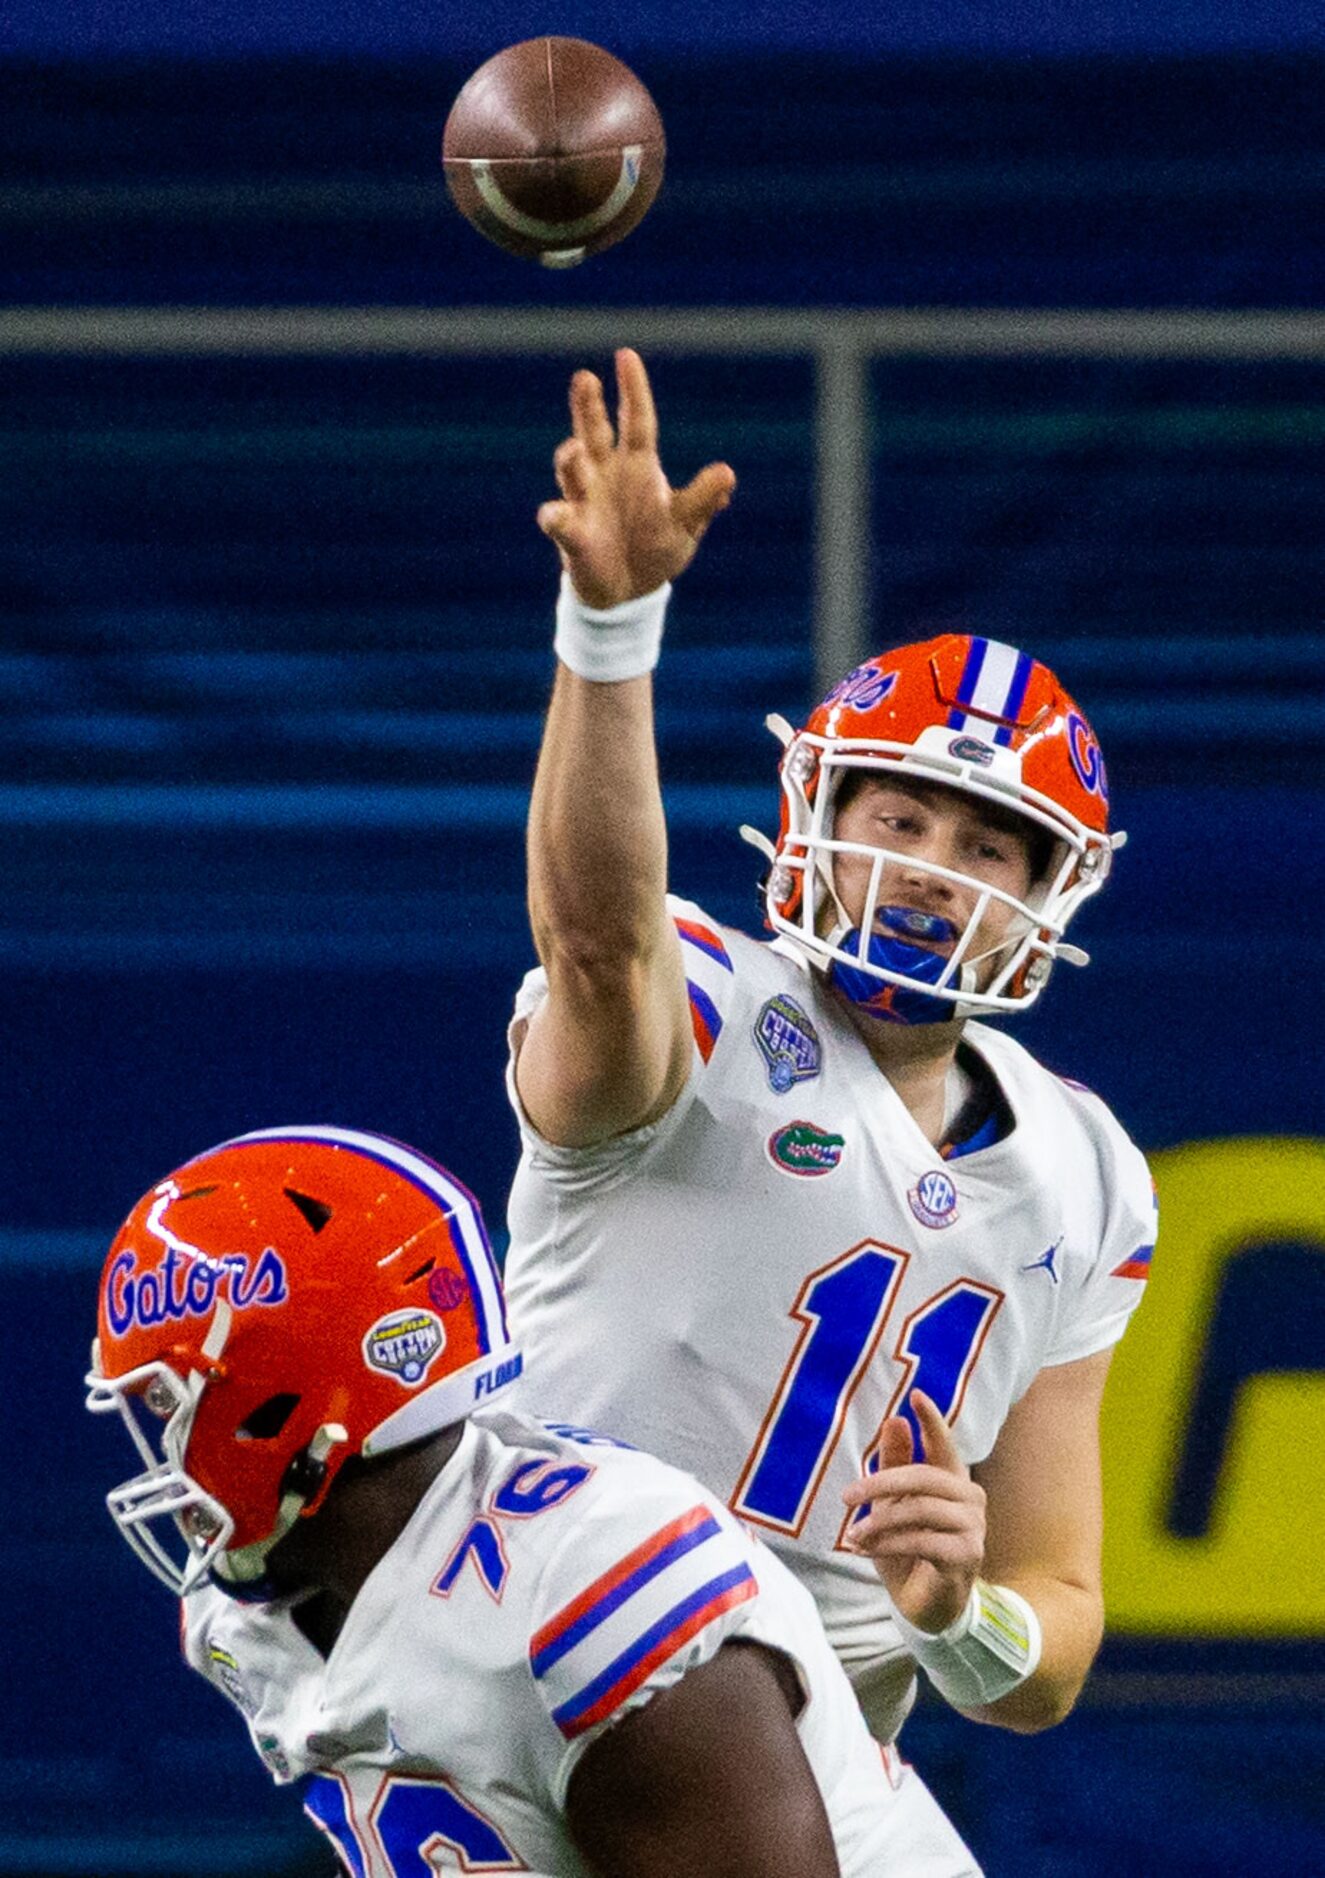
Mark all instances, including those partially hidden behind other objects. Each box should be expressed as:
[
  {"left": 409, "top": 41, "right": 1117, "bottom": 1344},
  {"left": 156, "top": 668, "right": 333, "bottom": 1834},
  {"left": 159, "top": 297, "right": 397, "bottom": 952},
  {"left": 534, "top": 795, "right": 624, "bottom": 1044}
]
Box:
[{"left": 1101, "top": 1137, "right": 1325, "bottom": 1634}]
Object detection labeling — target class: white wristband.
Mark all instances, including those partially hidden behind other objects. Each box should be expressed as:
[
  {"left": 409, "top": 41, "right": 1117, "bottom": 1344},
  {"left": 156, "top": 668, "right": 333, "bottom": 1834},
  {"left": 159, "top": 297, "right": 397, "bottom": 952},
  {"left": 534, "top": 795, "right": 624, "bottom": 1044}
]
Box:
[
  {"left": 553, "top": 573, "right": 671, "bottom": 683},
  {"left": 892, "top": 1579, "right": 1043, "bottom": 1710}
]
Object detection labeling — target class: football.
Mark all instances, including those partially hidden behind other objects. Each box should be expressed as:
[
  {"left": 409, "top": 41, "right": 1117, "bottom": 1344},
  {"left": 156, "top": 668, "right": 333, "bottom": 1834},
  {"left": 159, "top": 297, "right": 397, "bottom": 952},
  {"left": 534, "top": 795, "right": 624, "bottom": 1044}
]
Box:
[{"left": 442, "top": 37, "right": 665, "bottom": 268}]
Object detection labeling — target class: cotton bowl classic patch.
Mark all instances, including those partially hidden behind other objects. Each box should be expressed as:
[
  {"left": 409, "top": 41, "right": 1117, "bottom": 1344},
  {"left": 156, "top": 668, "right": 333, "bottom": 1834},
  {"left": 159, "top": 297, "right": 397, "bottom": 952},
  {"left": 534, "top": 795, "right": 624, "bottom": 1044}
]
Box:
[
  {"left": 363, "top": 1308, "right": 446, "bottom": 1386},
  {"left": 754, "top": 994, "right": 822, "bottom": 1093},
  {"left": 768, "top": 1121, "right": 846, "bottom": 1178}
]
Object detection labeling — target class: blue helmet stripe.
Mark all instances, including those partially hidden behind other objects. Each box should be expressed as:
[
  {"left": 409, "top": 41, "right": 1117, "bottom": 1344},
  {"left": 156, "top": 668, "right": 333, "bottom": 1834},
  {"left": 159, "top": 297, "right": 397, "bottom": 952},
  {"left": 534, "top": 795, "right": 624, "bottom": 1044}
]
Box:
[
  {"left": 993, "top": 649, "right": 1035, "bottom": 745},
  {"left": 947, "top": 636, "right": 988, "bottom": 729}
]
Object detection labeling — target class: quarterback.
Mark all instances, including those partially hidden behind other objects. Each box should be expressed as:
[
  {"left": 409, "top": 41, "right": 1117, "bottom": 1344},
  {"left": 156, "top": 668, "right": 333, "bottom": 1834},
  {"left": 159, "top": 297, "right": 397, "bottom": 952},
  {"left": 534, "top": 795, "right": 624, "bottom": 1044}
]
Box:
[
  {"left": 86, "top": 1124, "right": 981, "bottom": 1877},
  {"left": 503, "top": 349, "right": 1156, "bottom": 1743}
]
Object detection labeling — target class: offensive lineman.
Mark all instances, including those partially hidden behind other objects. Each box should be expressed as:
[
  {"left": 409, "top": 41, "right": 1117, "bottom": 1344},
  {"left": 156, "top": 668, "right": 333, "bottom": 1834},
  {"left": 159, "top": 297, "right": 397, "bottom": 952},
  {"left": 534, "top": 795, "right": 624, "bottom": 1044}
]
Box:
[
  {"left": 503, "top": 350, "right": 1156, "bottom": 1745},
  {"left": 86, "top": 1124, "right": 980, "bottom": 1877}
]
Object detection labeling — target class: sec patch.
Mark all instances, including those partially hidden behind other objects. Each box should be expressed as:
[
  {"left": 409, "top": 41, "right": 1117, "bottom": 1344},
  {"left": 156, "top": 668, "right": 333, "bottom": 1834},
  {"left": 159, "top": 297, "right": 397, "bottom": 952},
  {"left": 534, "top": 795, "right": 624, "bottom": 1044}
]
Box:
[{"left": 908, "top": 1169, "right": 959, "bottom": 1229}]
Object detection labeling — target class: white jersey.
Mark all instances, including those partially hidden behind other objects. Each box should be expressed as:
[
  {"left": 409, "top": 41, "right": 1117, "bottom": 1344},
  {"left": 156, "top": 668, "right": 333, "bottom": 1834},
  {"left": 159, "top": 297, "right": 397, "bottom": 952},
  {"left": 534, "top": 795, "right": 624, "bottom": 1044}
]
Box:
[
  {"left": 182, "top": 1409, "right": 976, "bottom": 1877},
  {"left": 504, "top": 897, "right": 1155, "bottom": 1720}
]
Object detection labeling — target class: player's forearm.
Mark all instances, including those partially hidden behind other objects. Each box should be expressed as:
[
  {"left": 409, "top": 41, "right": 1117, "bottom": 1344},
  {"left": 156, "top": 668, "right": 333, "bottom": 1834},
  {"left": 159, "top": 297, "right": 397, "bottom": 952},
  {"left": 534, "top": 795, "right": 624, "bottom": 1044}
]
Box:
[
  {"left": 528, "top": 660, "right": 672, "bottom": 976},
  {"left": 956, "top": 1574, "right": 1103, "bottom": 1734}
]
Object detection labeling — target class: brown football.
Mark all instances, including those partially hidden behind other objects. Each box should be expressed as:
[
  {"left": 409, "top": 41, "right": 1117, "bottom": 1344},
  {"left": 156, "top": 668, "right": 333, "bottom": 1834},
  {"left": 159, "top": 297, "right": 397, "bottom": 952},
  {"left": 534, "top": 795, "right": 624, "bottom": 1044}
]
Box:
[{"left": 442, "top": 37, "right": 665, "bottom": 268}]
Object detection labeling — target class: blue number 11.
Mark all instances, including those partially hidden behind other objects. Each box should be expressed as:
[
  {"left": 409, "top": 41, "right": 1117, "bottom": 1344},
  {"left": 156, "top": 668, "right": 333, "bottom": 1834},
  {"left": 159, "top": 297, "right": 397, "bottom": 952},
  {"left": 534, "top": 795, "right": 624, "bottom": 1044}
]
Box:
[{"left": 731, "top": 1240, "right": 1001, "bottom": 1538}]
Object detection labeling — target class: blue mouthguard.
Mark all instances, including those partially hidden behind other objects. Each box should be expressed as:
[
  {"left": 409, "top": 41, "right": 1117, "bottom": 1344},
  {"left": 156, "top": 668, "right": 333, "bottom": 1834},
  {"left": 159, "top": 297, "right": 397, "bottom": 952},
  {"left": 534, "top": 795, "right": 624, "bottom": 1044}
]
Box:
[{"left": 828, "top": 908, "right": 962, "bottom": 1025}]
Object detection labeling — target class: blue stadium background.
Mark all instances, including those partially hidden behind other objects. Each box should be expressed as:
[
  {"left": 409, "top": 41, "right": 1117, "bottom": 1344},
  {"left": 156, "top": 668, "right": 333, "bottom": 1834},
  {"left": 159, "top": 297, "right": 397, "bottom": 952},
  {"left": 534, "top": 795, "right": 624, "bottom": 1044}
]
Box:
[{"left": 4, "top": 6, "right": 1325, "bottom": 1872}]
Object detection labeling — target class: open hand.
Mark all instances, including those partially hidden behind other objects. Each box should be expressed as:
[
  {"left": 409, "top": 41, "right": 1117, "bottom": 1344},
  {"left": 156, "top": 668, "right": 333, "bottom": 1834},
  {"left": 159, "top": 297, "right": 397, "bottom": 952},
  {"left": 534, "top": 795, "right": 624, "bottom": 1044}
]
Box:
[
  {"left": 841, "top": 1390, "right": 986, "bottom": 1635},
  {"left": 537, "top": 348, "right": 736, "bottom": 609}
]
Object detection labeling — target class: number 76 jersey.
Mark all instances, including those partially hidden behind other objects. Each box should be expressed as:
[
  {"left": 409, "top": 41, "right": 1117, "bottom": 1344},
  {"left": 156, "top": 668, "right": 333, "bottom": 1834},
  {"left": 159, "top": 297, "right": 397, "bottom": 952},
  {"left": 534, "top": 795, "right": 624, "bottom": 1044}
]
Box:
[
  {"left": 183, "top": 1410, "right": 967, "bottom": 1876},
  {"left": 503, "top": 896, "right": 1155, "bottom": 1692}
]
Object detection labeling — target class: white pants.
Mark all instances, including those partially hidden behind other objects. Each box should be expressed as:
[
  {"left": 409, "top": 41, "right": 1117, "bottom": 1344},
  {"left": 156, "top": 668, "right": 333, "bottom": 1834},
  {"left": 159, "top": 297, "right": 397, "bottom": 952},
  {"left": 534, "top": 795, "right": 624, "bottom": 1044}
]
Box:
[{"left": 861, "top": 1743, "right": 984, "bottom": 1877}]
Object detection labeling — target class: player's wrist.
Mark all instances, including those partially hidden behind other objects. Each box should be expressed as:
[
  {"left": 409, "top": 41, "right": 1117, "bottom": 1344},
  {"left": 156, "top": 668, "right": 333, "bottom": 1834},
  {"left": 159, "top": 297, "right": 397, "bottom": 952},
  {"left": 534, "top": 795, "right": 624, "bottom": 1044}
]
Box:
[
  {"left": 554, "top": 572, "right": 670, "bottom": 682},
  {"left": 891, "top": 1578, "right": 1042, "bottom": 1709}
]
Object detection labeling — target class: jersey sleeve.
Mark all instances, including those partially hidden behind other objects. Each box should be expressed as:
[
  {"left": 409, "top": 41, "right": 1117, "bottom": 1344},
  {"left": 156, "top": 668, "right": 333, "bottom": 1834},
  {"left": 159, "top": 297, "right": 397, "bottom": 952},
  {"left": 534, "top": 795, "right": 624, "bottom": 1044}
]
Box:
[
  {"left": 502, "top": 895, "right": 742, "bottom": 1182},
  {"left": 179, "top": 1593, "right": 232, "bottom": 1694},
  {"left": 1043, "top": 1106, "right": 1158, "bottom": 1366},
  {"left": 666, "top": 894, "right": 741, "bottom": 1069},
  {"left": 526, "top": 1476, "right": 765, "bottom": 1802},
  {"left": 178, "top": 1596, "right": 267, "bottom": 1730}
]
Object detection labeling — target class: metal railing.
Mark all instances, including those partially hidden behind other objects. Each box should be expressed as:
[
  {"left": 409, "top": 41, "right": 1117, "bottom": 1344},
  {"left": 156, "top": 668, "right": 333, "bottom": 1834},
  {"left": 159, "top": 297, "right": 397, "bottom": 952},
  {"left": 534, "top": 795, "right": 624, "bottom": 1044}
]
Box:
[{"left": 5, "top": 304, "right": 1324, "bottom": 695}]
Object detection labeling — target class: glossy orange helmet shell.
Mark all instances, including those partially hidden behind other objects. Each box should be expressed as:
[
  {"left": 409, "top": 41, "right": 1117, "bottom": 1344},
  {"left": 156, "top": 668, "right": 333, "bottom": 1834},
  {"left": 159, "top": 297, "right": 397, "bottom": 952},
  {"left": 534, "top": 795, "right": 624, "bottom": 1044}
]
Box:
[
  {"left": 86, "top": 1126, "right": 520, "bottom": 1594},
  {"left": 757, "top": 634, "right": 1121, "bottom": 1015}
]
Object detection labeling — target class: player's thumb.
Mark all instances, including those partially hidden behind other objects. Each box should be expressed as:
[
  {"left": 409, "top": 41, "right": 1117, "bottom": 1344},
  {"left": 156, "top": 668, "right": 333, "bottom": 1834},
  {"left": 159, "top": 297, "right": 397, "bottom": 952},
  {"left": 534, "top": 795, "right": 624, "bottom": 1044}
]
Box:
[
  {"left": 674, "top": 461, "right": 737, "bottom": 539},
  {"left": 537, "top": 500, "right": 585, "bottom": 555}
]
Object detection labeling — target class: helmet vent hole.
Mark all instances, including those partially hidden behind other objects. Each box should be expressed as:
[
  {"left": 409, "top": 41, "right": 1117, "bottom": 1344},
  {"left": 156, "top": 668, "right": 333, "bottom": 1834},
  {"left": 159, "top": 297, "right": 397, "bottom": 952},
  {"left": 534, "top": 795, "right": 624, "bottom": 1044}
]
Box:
[
  {"left": 284, "top": 1188, "right": 333, "bottom": 1234},
  {"left": 237, "top": 1393, "right": 301, "bottom": 1441},
  {"left": 404, "top": 1258, "right": 435, "bottom": 1285},
  {"left": 176, "top": 1185, "right": 218, "bottom": 1202}
]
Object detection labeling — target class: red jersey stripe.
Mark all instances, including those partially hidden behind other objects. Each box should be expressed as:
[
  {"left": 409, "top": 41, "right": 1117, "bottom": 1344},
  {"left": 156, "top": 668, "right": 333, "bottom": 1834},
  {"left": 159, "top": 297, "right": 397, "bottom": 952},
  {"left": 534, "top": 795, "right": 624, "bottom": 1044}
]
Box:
[
  {"left": 559, "top": 1575, "right": 758, "bottom": 1738},
  {"left": 530, "top": 1503, "right": 714, "bottom": 1662}
]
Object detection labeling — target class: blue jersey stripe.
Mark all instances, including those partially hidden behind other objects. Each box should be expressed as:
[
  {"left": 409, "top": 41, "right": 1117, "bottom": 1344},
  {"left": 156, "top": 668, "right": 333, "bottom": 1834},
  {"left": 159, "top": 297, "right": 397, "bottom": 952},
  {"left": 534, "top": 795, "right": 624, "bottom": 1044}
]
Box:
[
  {"left": 675, "top": 917, "right": 734, "bottom": 972},
  {"left": 942, "top": 1109, "right": 1005, "bottom": 1160},
  {"left": 687, "top": 979, "right": 723, "bottom": 1050},
  {"left": 550, "top": 1563, "right": 756, "bottom": 1731},
  {"left": 530, "top": 1512, "right": 723, "bottom": 1678}
]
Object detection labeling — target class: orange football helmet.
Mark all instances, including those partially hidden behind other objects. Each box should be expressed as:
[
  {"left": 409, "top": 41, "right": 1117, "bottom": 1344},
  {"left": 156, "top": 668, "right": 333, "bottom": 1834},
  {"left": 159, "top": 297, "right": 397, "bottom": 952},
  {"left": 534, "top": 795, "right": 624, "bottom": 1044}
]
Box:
[
  {"left": 746, "top": 635, "right": 1123, "bottom": 1019},
  {"left": 85, "top": 1126, "right": 520, "bottom": 1596}
]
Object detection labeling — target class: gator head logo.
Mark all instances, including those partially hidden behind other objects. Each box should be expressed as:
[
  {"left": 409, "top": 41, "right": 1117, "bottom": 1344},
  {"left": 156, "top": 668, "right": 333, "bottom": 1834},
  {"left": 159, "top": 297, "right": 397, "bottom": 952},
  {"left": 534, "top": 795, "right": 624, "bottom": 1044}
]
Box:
[
  {"left": 948, "top": 734, "right": 996, "bottom": 766},
  {"left": 767, "top": 1121, "right": 846, "bottom": 1178}
]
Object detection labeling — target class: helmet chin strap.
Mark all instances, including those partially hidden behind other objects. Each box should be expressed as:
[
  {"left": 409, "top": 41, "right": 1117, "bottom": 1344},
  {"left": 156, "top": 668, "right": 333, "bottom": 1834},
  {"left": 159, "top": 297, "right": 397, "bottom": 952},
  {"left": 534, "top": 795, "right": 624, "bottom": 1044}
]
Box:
[
  {"left": 209, "top": 1419, "right": 349, "bottom": 1598},
  {"left": 188, "top": 1292, "right": 351, "bottom": 1596}
]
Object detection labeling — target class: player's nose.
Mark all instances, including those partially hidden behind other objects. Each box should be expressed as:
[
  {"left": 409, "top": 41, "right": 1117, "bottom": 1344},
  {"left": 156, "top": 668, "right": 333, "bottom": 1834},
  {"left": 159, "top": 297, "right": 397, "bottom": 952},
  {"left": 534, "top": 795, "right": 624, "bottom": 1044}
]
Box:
[{"left": 896, "top": 845, "right": 959, "bottom": 898}]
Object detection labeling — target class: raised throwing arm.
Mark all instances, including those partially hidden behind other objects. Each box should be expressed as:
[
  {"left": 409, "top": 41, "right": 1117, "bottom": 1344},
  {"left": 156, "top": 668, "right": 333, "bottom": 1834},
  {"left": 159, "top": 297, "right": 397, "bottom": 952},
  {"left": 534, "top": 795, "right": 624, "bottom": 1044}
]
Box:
[{"left": 515, "top": 349, "right": 736, "bottom": 1148}]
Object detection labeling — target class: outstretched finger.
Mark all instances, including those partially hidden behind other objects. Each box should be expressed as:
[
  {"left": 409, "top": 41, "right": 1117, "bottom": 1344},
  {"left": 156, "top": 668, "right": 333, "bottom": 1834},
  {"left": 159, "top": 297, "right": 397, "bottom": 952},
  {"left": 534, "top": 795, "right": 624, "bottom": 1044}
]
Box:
[
  {"left": 615, "top": 347, "right": 658, "bottom": 453},
  {"left": 570, "top": 370, "right": 614, "bottom": 463},
  {"left": 878, "top": 1414, "right": 915, "bottom": 1472},
  {"left": 672, "top": 461, "right": 737, "bottom": 539},
  {"left": 911, "top": 1391, "right": 964, "bottom": 1475}
]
